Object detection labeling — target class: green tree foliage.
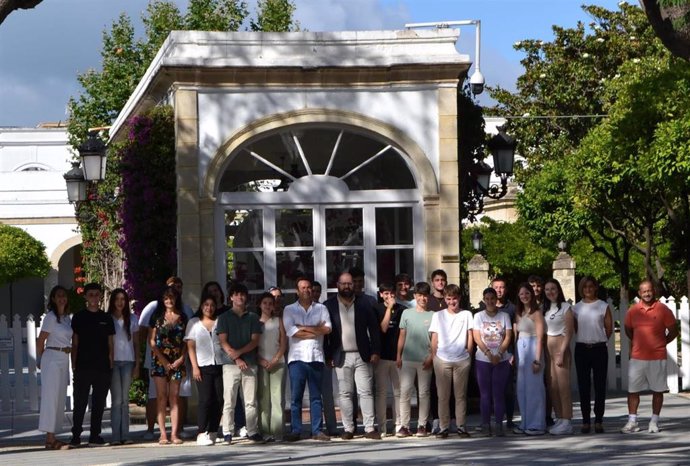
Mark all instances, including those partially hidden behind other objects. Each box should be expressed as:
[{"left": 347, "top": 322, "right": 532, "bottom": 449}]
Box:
[
  {"left": 461, "top": 218, "right": 555, "bottom": 285},
  {"left": 0, "top": 224, "right": 51, "bottom": 285},
  {"left": 490, "top": 3, "right": 670, "bottom": 302},
  {"left": 573, "top": 55, "right": 690, "bottom": 296},
  {"left": 250, "top": 0, "right": 298, "bottom": 32}
]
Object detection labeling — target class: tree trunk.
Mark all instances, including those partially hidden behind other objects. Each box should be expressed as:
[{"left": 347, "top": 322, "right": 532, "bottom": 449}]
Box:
[
  {"left": 641, "top": 0, "right": 690, "bottom": 61},
  {"left": 0, "top": 0, "right": 43, "bottom": 25}
]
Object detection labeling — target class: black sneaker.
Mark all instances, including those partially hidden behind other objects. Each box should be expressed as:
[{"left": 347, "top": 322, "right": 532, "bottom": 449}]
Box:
[
  {"left": 88, "top": 436, "right": 107, "bottom": 446},
  {"left": 247, "top": 433, "right": 265, "bottom": 443},
  {"left": 284, "top": 432, "right": 301, "bottom": 442},
  {"left": 69, "top": 435, "right": 81, "bottom": 447}
]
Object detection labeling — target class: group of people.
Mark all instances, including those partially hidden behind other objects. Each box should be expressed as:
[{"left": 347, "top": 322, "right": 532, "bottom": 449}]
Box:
[{"left": 36, "top": 269, "right": 678, "bottom": 450}]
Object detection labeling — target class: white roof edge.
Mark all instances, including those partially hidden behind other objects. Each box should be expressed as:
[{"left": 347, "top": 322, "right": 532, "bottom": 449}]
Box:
[{"left": 110, "top": 29, "right": 470, "bottom": 140}]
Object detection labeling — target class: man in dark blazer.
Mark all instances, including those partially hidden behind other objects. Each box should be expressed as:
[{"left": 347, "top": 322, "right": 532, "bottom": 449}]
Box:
[{"left": 324, "top": 271, "right": 382, "bottom": 440}]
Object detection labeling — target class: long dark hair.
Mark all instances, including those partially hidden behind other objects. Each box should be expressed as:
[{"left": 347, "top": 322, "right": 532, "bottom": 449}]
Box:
[
  {"left": 47, "top": 285, "right": 70, "bottom": 323},
  {"left": 543, "top": 278, "right": 566, "bottom": 313},
  {"left": 515, "top": 282, "right": 538, "bottom": 318},
  {"left": 107, "top": 288, "right": 132, "bottom": 340},
  {"left": 155, "top": 286, "right": 186, "bottom": 325},
  {"left": 201, "top": 281, "right": 225, "bottom": 308}
]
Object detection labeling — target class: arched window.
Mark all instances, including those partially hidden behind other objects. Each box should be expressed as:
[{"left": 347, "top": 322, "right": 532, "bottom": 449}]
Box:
[{"left": 217, "top": 124, "right": 423, "bottom": 303}]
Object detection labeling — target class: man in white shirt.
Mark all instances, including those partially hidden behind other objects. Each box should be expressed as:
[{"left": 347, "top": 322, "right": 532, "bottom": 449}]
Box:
[{"left": 282, "top": 277, "right": 332, "bottom": 442}]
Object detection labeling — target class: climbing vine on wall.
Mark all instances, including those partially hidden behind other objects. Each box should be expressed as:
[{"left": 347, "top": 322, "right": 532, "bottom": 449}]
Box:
[{"left": 76, "top": 106, "right": 176, "bottom": 312}]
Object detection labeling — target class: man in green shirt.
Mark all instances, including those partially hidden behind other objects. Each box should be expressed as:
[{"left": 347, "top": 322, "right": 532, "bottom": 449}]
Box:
[{"left": 217, "top": 283, "right": 263, "bottom": 444}]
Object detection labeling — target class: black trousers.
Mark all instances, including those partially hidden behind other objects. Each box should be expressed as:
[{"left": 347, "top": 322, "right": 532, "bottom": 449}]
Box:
[
  {"left": 574, "top": 343, "right": 608, "bottom": 424},
  {"left": 197, "top": 365, "right": 224, "bottom": 434},
  {"left": 71, "top": 369, "right": 112, "bottom": 438}
]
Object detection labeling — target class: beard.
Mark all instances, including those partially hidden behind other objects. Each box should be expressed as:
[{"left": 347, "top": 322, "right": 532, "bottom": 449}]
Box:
[{"left": 338, "top": 288, "right": 354, "bottom": 299}]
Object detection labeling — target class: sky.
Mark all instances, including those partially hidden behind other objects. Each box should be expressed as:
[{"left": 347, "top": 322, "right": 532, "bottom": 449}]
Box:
[{"left": 0, "top": 0, "right": 626, "bottom": 127}]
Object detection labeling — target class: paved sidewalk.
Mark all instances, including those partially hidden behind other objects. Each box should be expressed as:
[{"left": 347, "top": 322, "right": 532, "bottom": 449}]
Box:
[{"left": 1, "top": 393, "right": 689, "bottom": 465}]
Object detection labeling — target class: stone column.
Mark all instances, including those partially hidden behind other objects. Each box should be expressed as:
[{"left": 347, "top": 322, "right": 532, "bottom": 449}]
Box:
[
  {"left": 467, "top": 254, "right": 489, "bottom": 309},
  {"left": 552, "top": 251, "right": 576, "bottom": 303}
]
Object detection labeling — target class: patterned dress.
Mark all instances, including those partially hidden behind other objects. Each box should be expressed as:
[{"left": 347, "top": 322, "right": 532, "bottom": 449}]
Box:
[{"left": 151, "top": 315, "right": 187, "bottom": 381}]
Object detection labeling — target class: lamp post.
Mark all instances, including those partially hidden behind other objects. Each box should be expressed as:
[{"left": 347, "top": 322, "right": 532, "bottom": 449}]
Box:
[
  {"left": 472, "top": 230, "right": 483, "bottom": 253},
  {"left": 63, "top": 162, "right": 88, "bottom": 203},
  {"left": 63, "top": 132, "right": 108, "bottom": 205},
  {"left": 78, "top": 132, "right": 107, "bottom": 182}
]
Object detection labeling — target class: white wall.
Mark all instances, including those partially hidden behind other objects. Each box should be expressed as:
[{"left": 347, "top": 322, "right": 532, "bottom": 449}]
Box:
[{"left": 197, "top": 87, "right": 440, "bottom": 189}]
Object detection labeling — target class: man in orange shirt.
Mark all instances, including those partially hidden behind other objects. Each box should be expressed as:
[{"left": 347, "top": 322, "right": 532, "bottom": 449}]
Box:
[{"left": 621, "top": 280, "right": 678, "bottom": 434}]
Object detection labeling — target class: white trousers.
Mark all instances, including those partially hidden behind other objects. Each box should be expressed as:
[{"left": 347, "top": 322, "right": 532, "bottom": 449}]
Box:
[{"left": 38, "top": 349, "right": 70, "bottom": 433}]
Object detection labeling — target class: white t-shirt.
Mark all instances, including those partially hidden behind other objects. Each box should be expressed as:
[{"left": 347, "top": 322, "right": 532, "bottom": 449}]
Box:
[
  {"left": 545, "top": 302, "right": 571, "bottom": 337},
  {"left": 573, "top": 299, "right": 609, "bottom": 344},
  {"left": 184, "top": 317, "right": 223, "bottom": 367},
  {"left": 112, "top": 314, "right": 139, "bottom": 362},
  {"left": 429, "top": 308, "right": 474, "bottom": 363},
  {"left": 473, "top": 310, "right": 511, "bottom": 363},
  {"left": 39, "top": 311, "right": 73, "bottom": 348}
]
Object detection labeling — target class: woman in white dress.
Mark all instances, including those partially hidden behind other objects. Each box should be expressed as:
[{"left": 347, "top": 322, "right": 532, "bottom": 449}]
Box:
[{"left": 37, "top": 285, "right": 73, "bottom": 450}]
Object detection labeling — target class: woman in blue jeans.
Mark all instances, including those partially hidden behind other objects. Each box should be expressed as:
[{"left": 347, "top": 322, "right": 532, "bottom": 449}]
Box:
[
  {"left": 107, "top": 288, "right": 140, "bottom": 445},
  {"left": 513, "top": 283, "right": 546, "bottom": 436}
]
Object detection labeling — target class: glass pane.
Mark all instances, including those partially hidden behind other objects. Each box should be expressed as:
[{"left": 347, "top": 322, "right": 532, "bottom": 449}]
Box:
[
  {"left": 276, "top": 209, "right": 313, "bottom": 247},
  {"left": 325, "top": 208, "right": 363, "bottom": 246},
  {"left": 341, "top": 150, "right": 416, "bottom": 191},
  {"left": 326, "top": 249, "right": 364, "bottom": 288},
  {"left": 276, "top": 251, "right": 314, "bottom": 289},
  {"left": 376, "top": 248, "right": 414, "bottom": 284},
  {"left": 226, "top": 210, "right": 263, "bottom": 248},
  {"left": 227, "top": 251, "right": 264, "bottom": 291},
  {"left": 376, "top": 207, "right": 413, "bottom": 245}
]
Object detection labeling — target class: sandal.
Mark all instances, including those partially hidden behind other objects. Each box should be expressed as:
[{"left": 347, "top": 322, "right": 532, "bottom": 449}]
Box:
[
  {"left": 171, "top": 438, "right": 184, "bottom": 445},
  {"left": 159, "top": 438, "right": 171, "bottom": 445},
  {"left": 45, "top": 439, "right": 70, "bottom": 450}
]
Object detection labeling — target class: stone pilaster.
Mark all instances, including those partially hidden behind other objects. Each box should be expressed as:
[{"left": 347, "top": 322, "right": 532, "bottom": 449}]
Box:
[
  {"left": 174, "top": 89, "right": 202, "bottom": 307},
  {"left": 552, "top": 251, "right": 576, "bottom": 303},
  {"left": 437, "top": 86, "right": 460, "bottom": 286},
  {"left": 467, "top": 254, "right": 489, "bottom": 309}
]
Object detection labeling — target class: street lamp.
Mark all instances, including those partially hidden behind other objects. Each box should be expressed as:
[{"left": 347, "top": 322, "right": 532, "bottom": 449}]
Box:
[
  {"left": 63, "top": 162, "right": 87, "bottom": 203},
  {"left": 472, "top": 230, "right": 483, "bottom": 252},
  {"left": 462, "top": 125, "right": 517, "bottom": 221},
  {"left": 558, "top": 239, "right": 567, "bottom": 252},
  {"left": 78, "top": 132, "right": 107, "bottom": 182}
]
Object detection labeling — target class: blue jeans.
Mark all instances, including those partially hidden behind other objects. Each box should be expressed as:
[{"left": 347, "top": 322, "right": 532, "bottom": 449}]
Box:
[
  {"left": 288, "top": 361, "right": 324, "bottom": 435},
  {"left": 111, "top": 361, "right": 134, "bottom": 443},
  {"left": 516, "top": 337, "right": 545, "bottom": 432}
]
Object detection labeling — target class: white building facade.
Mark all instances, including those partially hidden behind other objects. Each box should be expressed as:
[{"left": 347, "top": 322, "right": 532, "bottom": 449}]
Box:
[
  {"left": 110, "top": 29, "right": 472, "bottom": 303},
  {"left": 0, "top": 127, "right": 81, "bottom": 318}
]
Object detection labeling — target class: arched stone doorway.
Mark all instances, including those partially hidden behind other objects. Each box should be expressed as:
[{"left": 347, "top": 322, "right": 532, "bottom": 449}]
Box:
[{"left": 212, "top": 121, "right": 433, "bottom": 300}]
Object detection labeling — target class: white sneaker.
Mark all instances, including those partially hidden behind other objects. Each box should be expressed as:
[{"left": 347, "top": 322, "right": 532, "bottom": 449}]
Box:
[
  {"left": 209, "top": 432, "right": 218, "bottom": 443},
  {"left": 197, "top": 432, "right": 214, "bottom": 446},
  {"left": 549, "top": 419, "right": 572, "bottom": 435},
  {"left": 621, "top": 420, "right": 641, "bottom": 433},
  {"left": 648, "top": 421, "right": 660, "bottom": 433},
  {"left": 239, "top": 426, "right": 248, "bottom": 439}
]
